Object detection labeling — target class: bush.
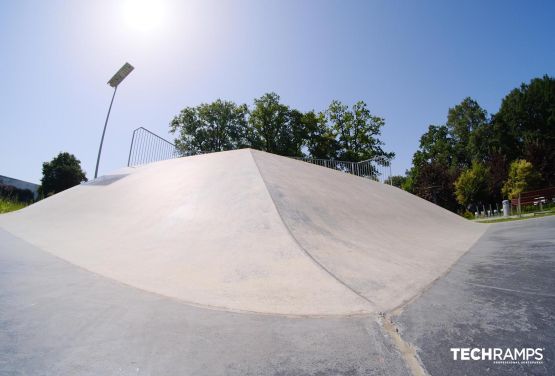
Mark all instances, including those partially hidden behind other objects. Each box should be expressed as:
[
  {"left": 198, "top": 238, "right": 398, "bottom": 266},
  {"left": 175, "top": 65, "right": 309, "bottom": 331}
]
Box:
[
  {"left": 40, "top": 152, "right": 87, "bottom": 196},
  {"left": 0, "top": 184, "right": 34, "bottom": 203},
  {"left": 462, "top": 210, "right": 475, "bottom": 219}
]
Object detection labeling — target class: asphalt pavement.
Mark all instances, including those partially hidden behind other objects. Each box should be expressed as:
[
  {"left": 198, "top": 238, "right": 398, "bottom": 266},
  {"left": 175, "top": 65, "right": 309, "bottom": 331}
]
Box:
[{"left": 397, "top": 216, "right": 555, "bottom": 376}]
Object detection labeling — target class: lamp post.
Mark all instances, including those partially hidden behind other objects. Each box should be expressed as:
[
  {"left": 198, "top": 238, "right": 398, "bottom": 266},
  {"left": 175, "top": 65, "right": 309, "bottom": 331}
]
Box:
[{"left": 94, "top": 62, "right": 134, "bottom": 179}]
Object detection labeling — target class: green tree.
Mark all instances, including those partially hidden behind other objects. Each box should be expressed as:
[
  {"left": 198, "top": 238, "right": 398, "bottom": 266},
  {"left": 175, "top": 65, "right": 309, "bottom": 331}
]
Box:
[
  {"left": 302, "top": 110, "right": 339, "bottom": 159},
  {"left": 326, "top": 100, "right": 394, "bottom": 163},
  {"left": 407, "top": 125, "right": 459, "bottom": 211},
  {"left": 454, "top": 162, "right": 490, "bottom": 209},
  {"left": 389, "top": 175, "right": 407, "bottom": 189},
  {"left": 501, "top": 159, "right": 541, "bottom": 199},
  {"left": 411, "top": 125, "right": 454, "bottom": 168},
  {"left": 410, "top": 161, "right": 459, "bottom": 211},
  {"left": 170, "top": 99, "right": 249, "bottom": 154},
  {"left": 248, "top": 92, "right": 304, "bottom": 156},
  {"left": 406, "top": 75, "right": 554, "bottom": 212},
  {"left": 446, "top": 97, "right": 489, "bottom": 167},
  {"left": 40, "top": 152, "right": 87, "bottom": 196},
  {"left": 408, "top": 99, "right": 494, "bottom": 212},
  {"left": 494, "top": 75, "right": 555, "bottom": 185}
]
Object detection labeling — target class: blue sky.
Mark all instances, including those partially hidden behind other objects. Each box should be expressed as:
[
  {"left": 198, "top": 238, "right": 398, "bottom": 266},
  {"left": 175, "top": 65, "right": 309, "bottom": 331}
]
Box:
[{"left": 1, "top": 0, "right": 554, "bottom": 183}]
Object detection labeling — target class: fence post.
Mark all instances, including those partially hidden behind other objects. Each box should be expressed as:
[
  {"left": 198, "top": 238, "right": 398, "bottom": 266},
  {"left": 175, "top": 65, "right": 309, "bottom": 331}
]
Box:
[{"left": 127, "top": 128, "right": 137, "bottom": 167}]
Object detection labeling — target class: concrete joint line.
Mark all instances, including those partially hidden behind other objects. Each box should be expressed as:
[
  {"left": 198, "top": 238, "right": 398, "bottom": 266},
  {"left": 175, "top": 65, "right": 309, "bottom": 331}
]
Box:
[{"left": 380, "top": 313, "right": 429, "bottom": 376}]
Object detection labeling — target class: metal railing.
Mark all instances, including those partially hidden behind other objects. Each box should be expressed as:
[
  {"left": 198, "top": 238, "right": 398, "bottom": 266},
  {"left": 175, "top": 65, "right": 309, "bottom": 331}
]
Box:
[
  {"left": 127, "top": 127, "right": 182, "bottom": 167},
  {"left": 127, "top": 127, "right": 393, "bottom": 184},
  {"left": 293, "top": 157, "right": 392, "bottom": 183}
]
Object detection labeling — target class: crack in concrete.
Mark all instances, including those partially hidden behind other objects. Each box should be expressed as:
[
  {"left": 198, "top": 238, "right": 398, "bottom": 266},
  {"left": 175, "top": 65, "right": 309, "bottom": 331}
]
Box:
[{"left": 380, "top": 312, "right": 429, "bottom": 376}]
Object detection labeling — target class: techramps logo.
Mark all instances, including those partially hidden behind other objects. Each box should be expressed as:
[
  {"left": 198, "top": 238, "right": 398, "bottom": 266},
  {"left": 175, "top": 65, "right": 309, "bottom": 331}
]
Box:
[{"left": 450, "top": 347, "right": 545, "bottom": 365}]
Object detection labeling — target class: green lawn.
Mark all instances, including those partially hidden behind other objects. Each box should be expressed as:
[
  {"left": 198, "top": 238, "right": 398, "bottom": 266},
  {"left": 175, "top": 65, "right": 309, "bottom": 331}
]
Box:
[
  {"left": 476, "top": 209, "right": 555, "bottom": 223},
  {"left": 0, "top": 198, "right": 28, "bottom": 214}
]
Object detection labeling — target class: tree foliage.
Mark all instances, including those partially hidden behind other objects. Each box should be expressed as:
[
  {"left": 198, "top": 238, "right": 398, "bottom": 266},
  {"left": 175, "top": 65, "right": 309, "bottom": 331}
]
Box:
[
  {"left": 446, "top": 97, "right": 489, "bottom": 166},
  {"left": 403, "top": 74, "right": 553, "bottom": 214},
  {"left": 501, "top": 159, "right": 541, "bottom": 199},
  {"left": 248, "top": 93, "right": 305, "bottom": 156},
  {"left": 405, "top": 125, "right": 459, "bottom": 211},
  {"left": 40, "top": 152, "right": 87, "bottom": 196},
  {"left": 454, "top": 162, "right": 490, "bottom": 209},
  {"left": 389, "top": 175, "right": 407, "bottom": 189},
  {"left": 170, "top": 93, "right": 394, "bottom": 164},
  {"left": 494, "top": 75, "right": 555, "bottom": 186},
  {"left": 170, "top": 99, "right": 249, "bottom": 154},
  {"left": 327, "top": 100, "right": 394, "bottom": 162}
]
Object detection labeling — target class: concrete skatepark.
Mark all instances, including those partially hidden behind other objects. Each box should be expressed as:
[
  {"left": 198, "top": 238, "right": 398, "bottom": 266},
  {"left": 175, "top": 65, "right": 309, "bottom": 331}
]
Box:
[{"left": 0, "top": 149, "right": 553, "bottom": 375}]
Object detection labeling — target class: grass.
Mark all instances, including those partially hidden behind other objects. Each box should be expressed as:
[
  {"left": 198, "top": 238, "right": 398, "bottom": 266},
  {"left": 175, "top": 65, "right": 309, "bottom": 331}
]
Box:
[
  {"left": 0, "top": 197, "right": 28, "bottom": 214},
  {"left": 476, "top": 207, "right": 555, "bottom": 223}
]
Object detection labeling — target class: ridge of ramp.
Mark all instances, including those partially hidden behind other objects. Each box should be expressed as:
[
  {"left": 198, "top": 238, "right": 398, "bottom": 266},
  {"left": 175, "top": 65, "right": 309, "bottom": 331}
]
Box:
[
  {"left": 249, "top": 150, "right": 376, "bottom": 308},
  {"left": 0, "top": 149, "right": 373, "bottom": 316},
  {"left": 251, "top": 149, "right": 488, "bottom": 312}
]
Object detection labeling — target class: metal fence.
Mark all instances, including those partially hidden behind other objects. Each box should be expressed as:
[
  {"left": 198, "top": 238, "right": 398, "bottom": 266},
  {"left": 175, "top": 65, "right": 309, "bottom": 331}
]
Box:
[
  {"left": 127, "top": 127, "right": 182, "bottom": 167},
  {"left": 293, "top": 157, "right": 392, "bottom": 183},
  {"left": 127, "top": 127, "right": 393, "bottom": 184}
]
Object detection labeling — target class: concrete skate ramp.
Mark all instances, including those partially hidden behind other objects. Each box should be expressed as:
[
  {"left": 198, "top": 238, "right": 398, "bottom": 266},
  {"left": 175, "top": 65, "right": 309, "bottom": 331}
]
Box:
[{"left": 0, "top": 149, "right": 486, "bottom": 315}]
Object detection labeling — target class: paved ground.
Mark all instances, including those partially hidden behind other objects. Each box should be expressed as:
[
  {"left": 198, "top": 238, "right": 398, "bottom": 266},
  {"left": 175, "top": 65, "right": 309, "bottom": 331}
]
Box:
[
  {"left": 397, "top": 216, "right": 555, "bottom": 375},
  {"left": 1, "top": 217, "right": 553, "bottom": 375},
  {"left": 0, "top": 150, "right": 552, "bottom": 375},
  {"left": 0, "top": 228, "right": 410, "bottom": 376}
]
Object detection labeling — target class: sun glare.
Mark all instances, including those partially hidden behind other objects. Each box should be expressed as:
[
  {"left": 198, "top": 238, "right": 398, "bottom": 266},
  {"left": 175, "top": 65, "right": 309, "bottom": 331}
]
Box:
[{"left": 123, "top": 0, "right": 166, "bottom": 33}]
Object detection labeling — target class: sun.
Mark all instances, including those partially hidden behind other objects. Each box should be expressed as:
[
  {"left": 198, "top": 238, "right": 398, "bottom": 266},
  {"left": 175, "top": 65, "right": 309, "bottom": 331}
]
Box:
[{"left": 122, "top": 0, "right": 166, "bottom": 33}]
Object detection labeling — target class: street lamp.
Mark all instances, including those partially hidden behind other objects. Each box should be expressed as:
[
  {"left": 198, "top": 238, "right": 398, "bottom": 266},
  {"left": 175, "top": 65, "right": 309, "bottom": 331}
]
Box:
[{"left": 94, "top": 62, "right": 134, "bottom": 179}]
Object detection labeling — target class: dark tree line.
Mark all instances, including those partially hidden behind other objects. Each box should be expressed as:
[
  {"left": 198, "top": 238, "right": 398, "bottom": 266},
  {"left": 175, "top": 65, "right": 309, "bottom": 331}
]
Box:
[
  {"left": 169, "top": 92, "right": 394, "bottom": 163},
  {"left": 402, "top": 75, "right": 555, "bottom": 213}
]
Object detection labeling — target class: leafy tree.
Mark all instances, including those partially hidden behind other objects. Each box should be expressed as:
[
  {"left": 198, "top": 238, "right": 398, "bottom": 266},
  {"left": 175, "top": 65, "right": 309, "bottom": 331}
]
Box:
[
  {"left": 406, "top": 75, "right": 553, "bottom": 213},
  {"left": 454, "top": 162, "right": 490, "bottom": 209},
  {"left": 406, "top": 124, "right": 460, "bottom": 210},
  {"left": 408, "top": 99, "right": 493, "bottom": 212},
  {"left": 248, "top": 92, "right": 304, "bottom": 156},
  {"left": 326, "top": 100, "right": 352, "bottom": 159},
  {"left": 169, "top": 94, "right": 395, "bottom": 164},
  {"left": 401, "top": 172, "right": 414, "bottom": 192},
  {"left": 389, "top": 175, "right": 407, "bottom": 189},
  {"left": 411, "top": 161, "right": 459, "bottom": 211},
  {"left": 446, "top": 98, "right": 489, "bottom": 166},
  {"left": 170, "top": 99, "right": 249, "bottom": 154},
  {"left": 501, "top": 159, "right": 541, "bottom": 199},
  {"left": 326, "top": 100, "right": 394, "bottom": 163},
  {"left": 411, "top": 125, "right": 454, "bottom": 168},
  {"left": 494, "top": 75, "right": 555, "bottom": 185},
  {"left": 302, "top": 110, "right": 339, "bottom": 159},
  {"left": 483, "top": 151, "right": 509, "bottom": 204},
  {"left": 40, "top": 152, "right": 87, "bottom": 196}
]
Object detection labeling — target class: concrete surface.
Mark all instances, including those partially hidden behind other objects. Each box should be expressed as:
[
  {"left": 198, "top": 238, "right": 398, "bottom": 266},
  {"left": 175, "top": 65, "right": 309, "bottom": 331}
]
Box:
[
  {"left": 0, "top": 149, "right": 486, "bottom": 315},
  {"left": 0, "top": 228, "right": 411, "bottom": 376},
  {"left": 0, "top": 150, "right": 553, "bottom": 375},
  {"left": 1, "top": 212, "right": 552, "bottom": 375},
  {"left": 396, "top": 216, "right": 555, "bottom": 375}
]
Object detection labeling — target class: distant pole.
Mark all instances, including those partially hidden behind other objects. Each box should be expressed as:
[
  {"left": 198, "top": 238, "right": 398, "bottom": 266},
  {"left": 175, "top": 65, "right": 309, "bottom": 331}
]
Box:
[
  {"left": 94, "top": 86, "right": 117, "bottom": 179},
  {"left": 389, "top": 164, "right": 393, "bottom": 185},
  {"left": 94, "top": 62, "right": 134, "bottom": 179}
]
